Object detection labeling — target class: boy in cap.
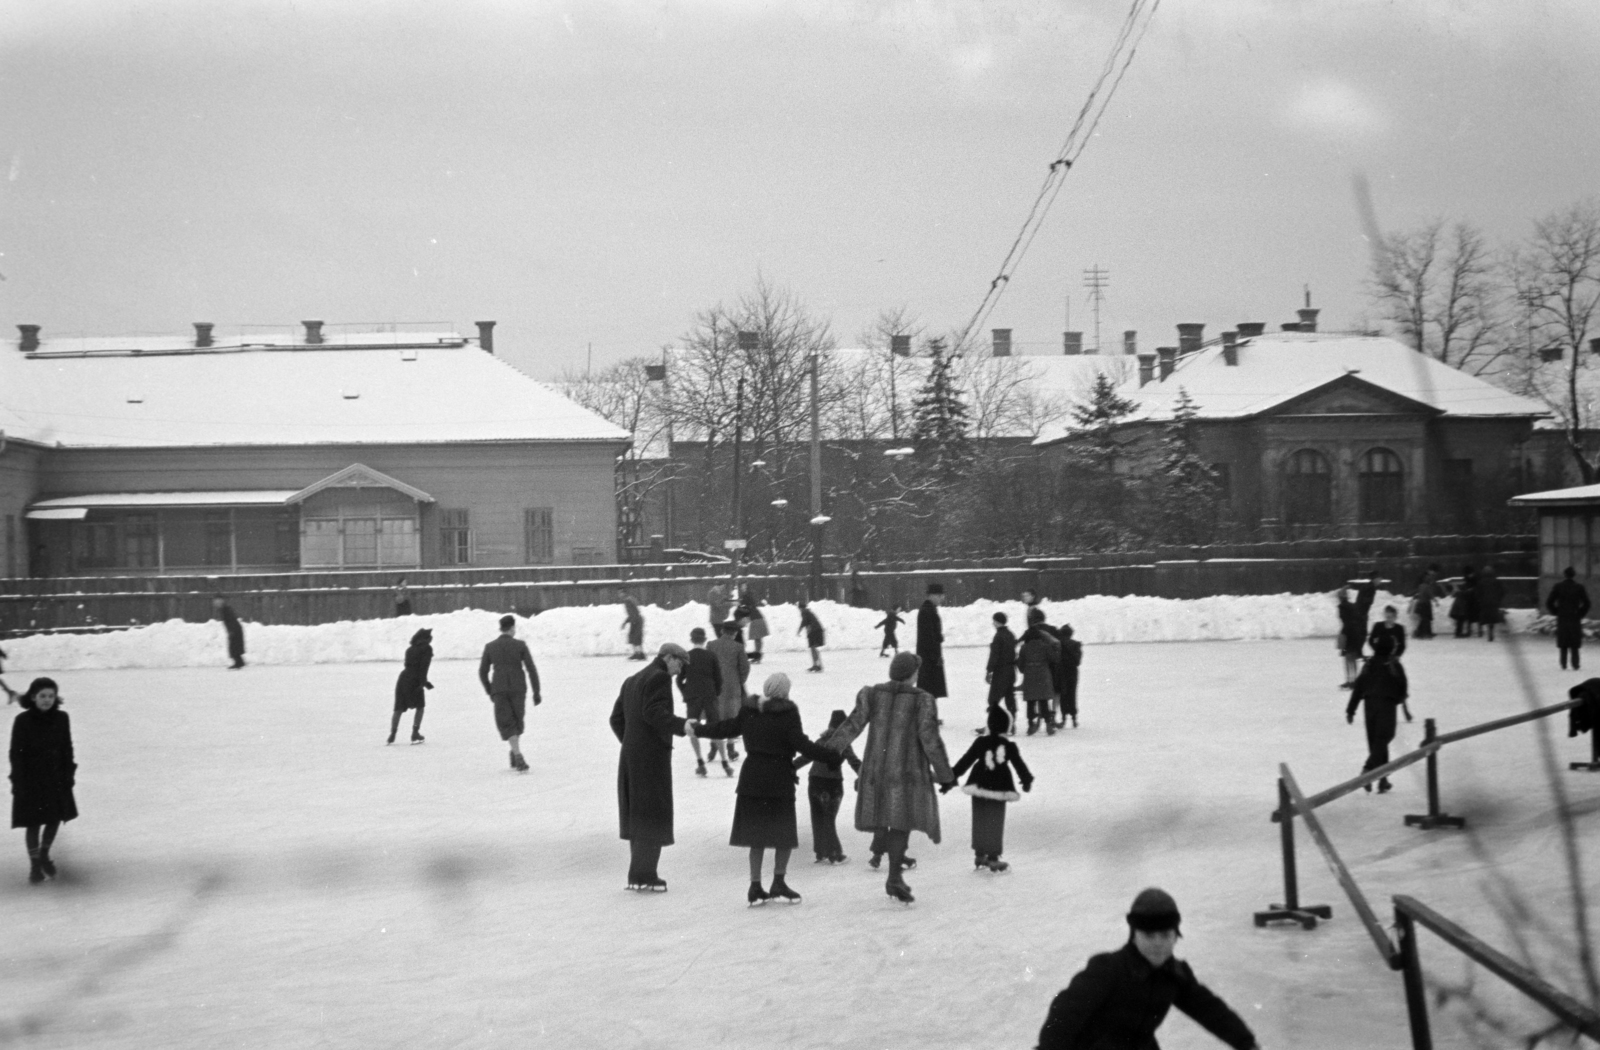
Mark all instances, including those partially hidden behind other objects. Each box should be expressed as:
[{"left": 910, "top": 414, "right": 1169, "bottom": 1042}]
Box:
[{"left": 1037, "top": 888, "right": 1260, "bottom": 1050}]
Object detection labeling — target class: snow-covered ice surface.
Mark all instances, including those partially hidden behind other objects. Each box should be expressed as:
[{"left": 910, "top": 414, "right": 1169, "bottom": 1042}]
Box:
[{"left": 2, "top": 633, "right": 1595, "bottom": 1048}]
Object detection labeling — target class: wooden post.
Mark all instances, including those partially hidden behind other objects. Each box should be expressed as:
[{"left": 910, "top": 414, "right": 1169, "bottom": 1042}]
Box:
[
  {"left": 1395, "top": 908, "right": 1433, "bottom": 1050},
  {"left": 1571, "top": 695, "right": 1600, "bottom": 771},
  {"left": 1405, "top": 719, "right": 1465, "bottom": 829},
  {"left": 1254, "top": 778, "right": 1332, "bottom": 929}
]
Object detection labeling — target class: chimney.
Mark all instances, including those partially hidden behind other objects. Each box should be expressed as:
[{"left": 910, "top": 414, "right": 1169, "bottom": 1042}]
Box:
[
  {"left": 1280, "top": 322, "right": 1303, "bottom": 332},
  {"left": 1137, "top": 352, "right": 1156, "bottom": 387},
  {"left": 1157, "top": 346, "right": 1177, "bottom": 381},
  {"left": 890, "top": 334, "right": 911, "bottom": 357},
  {"left": 1297, "top": 308, "right": 1320, "bottom": 332},
  {"left": 1221, "top": 330, "right": 1238, "bottom": 366},
  {"left": 991, "top": 328, "right": 1012, "bottom": 357},
  {"left": 193, "top": 322, "right": 214, "bottom": 348},
  {"left": 17, "top": 324, "right": 41, "bottom": 353},
  {"left": 1062, "top": 331, "right": 1083, "bottom": 355},
  {"left": 1123, "top": 330, "right": 1137, "bottom": 356},
  {"left": 302, "top": 320, "right": 324, "bottom": 345},
  {"left": 1236, "top": 322, "right": 1266, "bottom": 338},
  {"left": 1177, "top": 323, "right": 1205, "bottom": 356},
  {"left": 476, "top": 320, "right": 497, "bottom": 355}
]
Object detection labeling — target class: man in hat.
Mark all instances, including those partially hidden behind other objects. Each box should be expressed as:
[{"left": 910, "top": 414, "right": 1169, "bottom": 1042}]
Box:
[
  {"left": 1037, "top": 888, "right": 1260, "bottom": 1049},
  {"left": 1548, "top": 566, "right": 1592, "bottom": 670},
  {"left": 610, "top": 642, "right": 695, "bottom": 892},
  {"left": 916, "top": 582, "right": 948, "bottom": 701},
  {"left": 478, "top": 614, "right": 542, "bottom": 772}
]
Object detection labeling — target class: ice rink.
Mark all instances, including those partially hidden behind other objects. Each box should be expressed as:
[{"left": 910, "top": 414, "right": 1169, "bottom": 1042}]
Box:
[{"left": 3, "top": 633, "right": 1596, "bottom": 1048}]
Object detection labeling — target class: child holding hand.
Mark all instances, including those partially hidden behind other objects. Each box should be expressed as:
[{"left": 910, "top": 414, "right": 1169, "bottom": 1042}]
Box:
[{"left": 945, "top": 707, "right": 1033, "bottom": 872}]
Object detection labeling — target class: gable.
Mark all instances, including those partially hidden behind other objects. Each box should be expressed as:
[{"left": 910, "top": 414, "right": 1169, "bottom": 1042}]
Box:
[{"left": 1259, "top": 374, "right": 1442, "bottom": 419}]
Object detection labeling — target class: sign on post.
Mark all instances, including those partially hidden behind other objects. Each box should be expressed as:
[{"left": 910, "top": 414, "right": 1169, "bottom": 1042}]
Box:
[{"left": 723, "top": 538, "right": 747, "bottom": 551}]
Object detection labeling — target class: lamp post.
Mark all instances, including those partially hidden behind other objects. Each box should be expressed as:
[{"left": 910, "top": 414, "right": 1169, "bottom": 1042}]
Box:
[{"left": 808, "top": 350, "right": 825, "bottom": 600}]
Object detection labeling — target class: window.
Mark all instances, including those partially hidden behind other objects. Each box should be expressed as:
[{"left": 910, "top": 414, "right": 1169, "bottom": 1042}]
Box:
[
  {"left": 301, "top": 519, "right": 342, "bottom": 567},
  {"left": 1359, "top": 447, "right": 1405, "bottom": 523},
  {"left": 570, "top": 545, "right": 605, "bottom": 566},
  {"left": 379, "top": 518, "right": 419, "bottom": 566},
  {"left": 343, "top": 517, "right": 378, "bottom": 565},
  {"left": 1210, "top": 462, "right": 1232, "bottom": 504},
  {"left": 440, "top": 509, "right": 471, "bottom": 565},
  {"left": 525, "top": 507, "right": 554, "bottom": 564},
  {"left": 1283, "top": 449, "right": 1333, "bottom": 525},
  {"left": 1543, "top": 514, "right": 1594, "bottom": 578},
  {"left": 204, "top": 516, "right": 233, "bottom": 566}
]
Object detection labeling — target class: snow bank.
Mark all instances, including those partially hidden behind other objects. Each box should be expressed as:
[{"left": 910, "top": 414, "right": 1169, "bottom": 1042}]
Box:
[{"left": 1, "top": 594, "right": 1541, "bottom": 671}]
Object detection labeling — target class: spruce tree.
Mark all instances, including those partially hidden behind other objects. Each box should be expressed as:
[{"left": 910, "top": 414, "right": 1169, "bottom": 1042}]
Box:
[
  {"left": 910, "top": 337, "right": 973, "bottom": 482},
  {"left": 1154, "top": 387, "right": 1222, "bottom": 545}
]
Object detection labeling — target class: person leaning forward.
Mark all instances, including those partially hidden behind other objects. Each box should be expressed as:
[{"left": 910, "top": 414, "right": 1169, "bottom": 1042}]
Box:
[
  {"left": 479, "top": 614, "right": 541, "bottom": 772},
  {"left": 610, "top": 642, "right": 693, "bottom": 892}
]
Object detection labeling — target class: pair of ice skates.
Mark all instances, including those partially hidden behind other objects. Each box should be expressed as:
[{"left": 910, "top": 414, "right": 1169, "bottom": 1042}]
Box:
[
  {"left": 747, "top": 876, "right": 801, "bottom": 906},
  {"left": 973, "top": 853, "right": 1010, "bottom": 873}
]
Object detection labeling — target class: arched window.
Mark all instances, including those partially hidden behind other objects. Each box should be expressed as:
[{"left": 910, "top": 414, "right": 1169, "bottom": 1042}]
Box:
[
  {"left": 1359, "top": 448, "right": 1405, "bottom": 523},
  {"left": 1283, "top": 449, "right": 1333, "bottom": 525}
]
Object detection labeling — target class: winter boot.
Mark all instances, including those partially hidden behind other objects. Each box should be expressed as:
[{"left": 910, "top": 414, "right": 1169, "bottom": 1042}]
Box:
[
  {"left": 986, "top": 857, "right": 1010, "bottom": 873},
  {"left": 768, "top": 874, "right": 801, "bottom": 904},
  {"left": 386, "top": 733, "right": 396, "bottom": 745},
  {"left": 1377, "top": 778, "right": 1393, "bottom": 794},
  {"left": 696, "top": 761, "right": 708, "bottom": 778},
  {"left": 1027, "top": 719, "right": 1040, "bottom": 736},
  {"left": 868, "top": 852, "right": 883, "bottom": 870},
  {"left": 721, "top": 760, "right": 734, "bottom": 778},
  {"left": 747, "top": 881, "right": 769, "bottom": 907},
  {"left": 974, "top": 852, "right": 988, "bottom": 870},
  {"left": 884, "top": 878, "right": 914, "bottom": 904},
  {"left": 411, "top": 731, "right": 425, "bottom": 745},
  {"left": 27, "top": 849, "right": 44, "bottom": 885}
]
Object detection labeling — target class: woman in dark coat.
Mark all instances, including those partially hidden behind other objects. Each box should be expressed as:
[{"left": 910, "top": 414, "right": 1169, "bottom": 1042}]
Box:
[
  {"left": 797, "top": 599, "right": 825, "bottom": 673},
  {"left": 1548, "top": 566, "right": 1593, "bottom": 670},
  {"left": 621, "top": 592, "right": 646, "bottom": 660},
  {"left": 1336, "top": 588, "right": 1365, "bottom": 689},
  {"left": 11, "top": 677, "right": 77, "bottom": 884},
  {"left": 214, "top": 595, "right": 245, "bottom": 669},
  {"left": 1476, "top": 565, "right": 1505, "bottom": 642},
  {"left": 1450, "top": 566, "right": 1478, "bottom": 638},
  {"left": 389, "top": 628, "right": 434, "bottom": 745},
  {"left": 610, "top": 644, "right": 693, "bottom": 892},
  {"left": 698, "top": 673, "right": 838, "bottom": 905},
  {"left": 1018, "top": 609, "right": 1061, "bottom": 735},
  {"left": 736, "top": 588, "right": 769, "bottom": 663},
  {"left": 915, "top": 583, "right": 947, "bottom": 699}
]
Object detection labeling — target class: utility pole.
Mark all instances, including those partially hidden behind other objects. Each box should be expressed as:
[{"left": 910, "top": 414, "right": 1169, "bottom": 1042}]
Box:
[
  {"left": 1083, "top": 265, "right": 1110, "bottom": 353},
  {"left": 731, "top": 374, "right": 745, "bottom": 582},
  {"left": 809, "top": 351, "right": 824, "bottom": 601}
]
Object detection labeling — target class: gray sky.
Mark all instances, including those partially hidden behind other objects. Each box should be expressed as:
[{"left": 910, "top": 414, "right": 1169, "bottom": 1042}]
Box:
[{"left": 2, "top": 0, "right": 1597, "bottom": 380}]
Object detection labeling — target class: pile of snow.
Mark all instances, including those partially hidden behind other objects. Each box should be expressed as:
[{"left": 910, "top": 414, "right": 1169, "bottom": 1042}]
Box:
[{"left": 2, "top": 593, "right": 1540, "bottom": 671}]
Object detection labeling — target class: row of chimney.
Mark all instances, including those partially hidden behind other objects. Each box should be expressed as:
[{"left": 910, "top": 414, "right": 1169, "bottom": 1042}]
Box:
[
  {"left": 15, "top": 321, "right": 499, "bottom": 355},
  {"left": 986, "top": 308, "right": 1321, "bottom": 364}
]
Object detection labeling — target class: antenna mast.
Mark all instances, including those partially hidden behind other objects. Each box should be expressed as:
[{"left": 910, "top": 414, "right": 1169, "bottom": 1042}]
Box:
[{"left": 1082, "top": 265, "right": 1110, "bottom": 354}]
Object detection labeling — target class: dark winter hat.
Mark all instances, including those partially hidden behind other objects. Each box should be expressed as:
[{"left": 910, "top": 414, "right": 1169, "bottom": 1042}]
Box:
[
  {"left": 1027, "top": 606, "right": 1045, "bottom": 625},
  {"left": 993, "top": 611, "right": 1008, "bottom": 625},
  {"left": 828, "top": 709, "right": 847, "bottom": 729},
  {"left": 926, "top": 582, "right": 945, "bottom": 595},
  {"left": 20, "top": 677, "right": 59, "bottom": 710},
  {"left": 986, "top": 706, "right": 1011, "bottom": 735},
  {"left": 1127, "top": 888, "right": 1182, "bottom": 933},
  {"left": 657, "top": 642, "right": 689, "bottom": 663},
  {"left": 689, "top": 627, "right": 707, "bottom": 644},
  {"left": 1567, "top": 567, "right": 1578, "bottom": 579},
  {"left": 889, "top": 651, "right": 920, "bottom": 681},
  {"left": 410, "top": 628, "right": 433, "bottom": 645},
  {"left": 499, "top": 614, "right": 516, "bottom": 630}
]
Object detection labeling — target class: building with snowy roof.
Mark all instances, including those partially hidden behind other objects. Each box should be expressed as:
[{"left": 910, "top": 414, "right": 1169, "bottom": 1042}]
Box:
[
  {"left": 0, "top": 321, "right": 632, "bottom": 578},
  {"left": 1033, "top": 313, "right": 1551, "bottom": 537}
]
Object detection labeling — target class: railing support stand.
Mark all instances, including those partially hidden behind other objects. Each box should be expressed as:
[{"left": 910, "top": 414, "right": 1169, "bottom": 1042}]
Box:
[
  {"left": 1254, "top": 778, "right": 1332, "bottom": 930},
  {"left": 1405, "top": 719, "right": 1465, "bottom": 829}
]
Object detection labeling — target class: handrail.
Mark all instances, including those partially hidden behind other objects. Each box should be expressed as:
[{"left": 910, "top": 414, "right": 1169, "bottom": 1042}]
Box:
[
  {"left": 1432, "top": 698, "right": 1580, "bottom": 746},
  {"left": 1280, "top": 764, "right": 1398, "bottom": 966},
  {"left": 1393, "top": 895, "right": 1600, "bottom": 1040}
]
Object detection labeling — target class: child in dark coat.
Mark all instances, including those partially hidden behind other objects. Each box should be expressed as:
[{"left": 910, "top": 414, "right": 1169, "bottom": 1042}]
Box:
[
  {"left": 796, "top": 709, "right": 862, "bottom": 864},
  {"left": 944, "top": 706, "right": 1033, "bottom": 872},
  {"left": 875, "top": 605, "right": 904, "bottom": 657}
]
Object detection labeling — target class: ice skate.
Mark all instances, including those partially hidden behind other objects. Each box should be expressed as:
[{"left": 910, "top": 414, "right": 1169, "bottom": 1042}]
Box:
[
  {"left": 1046, "top": 722, "right": 1057, "bottom": 736},
  {"left": 747, "top": 881, "right": 769, "bottom": 906},
  {"left": 900, "top": 856, "right": 917, "bottom": 870},
  {"left": 868, "top": 853, "right": 883, "bottom": 870},
  {"left": 974, "top": 853, "right": 988, "bottom": 870},
  {"left": 1071, "top": 716, "right": 1078, "bottom": 728},
  {"left": 512, "top": 752, "right": 529, "bottom": 773},
  {"left": 28, "top": 852, "right": 45, "bottom": 885},
  {"left": 386, "top": 733, "right": 396, "bottom": 745},
  {"left": 38, "top": 852, "right": 56, "bottom": 879},
  {"left": 1377, "top": 777, "right": 1393, "bottom": 794},
  {"left": 768, "top": 875, "right": 800, "bottom": 904},
  {"left": 721, "top": 760, "right": 734, "bottom": 777},
  {"left": 695, "top": 761, "right": 707, "bottom": 778},
  {"left": 728, "top": 745, "right": 740, "bottom": 761},
  {"left": 410, "top": 732, "right": 425, "bottom": 745},
  {"left": 985, "top": 857, "right": 1010, "bottom": 873},
  {"left": 884, "top": 879, "right": 914, "bottom": 904},
  {"left": 1027, "top": 720, "right": 1040, "bottom": 736},
  {"left": 829, "top": 854, "right": 848, "bottom": 865},
  {"left": 640, "top": 878, "right": 667, "bottom": 892},
  {"left": 509, "top": 750, "right": 517, "bottom": 770}
]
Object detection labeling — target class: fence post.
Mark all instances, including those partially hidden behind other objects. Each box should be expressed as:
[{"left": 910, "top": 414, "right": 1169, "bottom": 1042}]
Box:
[
  {"left": 1254, "top": 778, "right": 1332, "bottom": 929},
  {"left": 1571, "top": 695, "right": 1600, "bottom": 772},
  {"left": 1404, "top": 719, "right": 1465, "bottom": 829},
  {"left": 1395, "top": 906, "right": 1433, "bottom": 1050}
]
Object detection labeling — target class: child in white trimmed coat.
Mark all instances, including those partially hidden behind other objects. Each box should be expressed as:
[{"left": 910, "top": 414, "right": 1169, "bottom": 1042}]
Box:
[{"left": 944, "top": 706, "right": 1033, "bottom": 871}]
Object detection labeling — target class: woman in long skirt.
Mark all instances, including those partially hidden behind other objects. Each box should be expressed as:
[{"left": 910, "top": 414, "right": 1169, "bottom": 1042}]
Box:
[
  {"left": 389, "top": 628, "right": 434, "bottom": 744},
  {"left": 11, "top": 677, "right": 77, "bottom": 884},
  {"left": 696, "top": 673, "right": 837, "bottom": 905},
  {"left": 736, "top": 588, "right": 769, "bottom": 664}
]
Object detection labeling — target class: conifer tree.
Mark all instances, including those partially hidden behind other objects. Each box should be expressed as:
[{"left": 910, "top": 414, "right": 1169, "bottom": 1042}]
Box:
[
  {"left": 1153, "top": 387, "right": 1222, "bottom": 545},
  {"left": 910, "top": 337, "right": 973, "bottom": 482}
]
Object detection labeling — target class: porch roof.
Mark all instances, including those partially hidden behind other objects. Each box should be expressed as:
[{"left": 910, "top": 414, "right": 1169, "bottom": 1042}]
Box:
[
  {"left": 1508, "top": 483, "right": 1600, "bottom": 508},
  {"left": 26, "top": 491, "right": 300, "bottom": 519}
]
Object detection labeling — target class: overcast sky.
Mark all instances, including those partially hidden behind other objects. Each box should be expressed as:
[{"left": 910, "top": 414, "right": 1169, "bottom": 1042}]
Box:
[{"left": 2, "top": 0, "right": 1597, "bottom": 380}]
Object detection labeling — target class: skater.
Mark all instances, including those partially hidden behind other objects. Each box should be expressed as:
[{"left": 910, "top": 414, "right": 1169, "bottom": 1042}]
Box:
[
  {"left": 1410, "top": 568, "right": 1439, "bottom": 640},
  {"left": 1036, "top": 888, "right": 1260, "bottom": 1050},
  {"left": 1023, "top": 590, "right": 1066, "bottom": 728},
  {"left": 736, "top": 587, "right": 769, "bottom": 663},
  {"left": 1336, "top": 588, "right": 1365, "bottom": 689},
  {"left": 985, "top": 612, "right": 1018, "bottom": 725},
  {"left": 706, "top": 580, "right": 733, "bottom": 629},
  {"left": 1346, "top": 650, "right": 1408, "bottom": 793},
  {"left": 697, "top": 673, "right": 838, "bottom": 905},
  {"left": 0, "top": 645, "right": 15, "bottom": 705},
  {"left": 676, "top": 627, "right": 722, "bottom": 776},
  {"left": 1367, "top": 605, "right": 1413, "bottom": 720},
  {"left": 1057, "top": 624, "right": 1082, "bottom": 729},
  {"left": 621, "top": 591, "right": 646, "bottom": 660},
  {"left": 824, "top": 652, "right": 957, "bottom": 904},
  {"left": 943, "top": 706, "right": 1032, "bottom": 872},
  {"left": 796, "top": 709, "right": 861, "bottom": 864},
  {"left": 213, "top": 594, "right": 246, "bottom": 669},
  {"left": 478, "top": 614, "right": 542, "bottom": 772},
  {"left": 1018, "top": 608, "right": 1061, "bottom": 736},
  {"left": 874, "top": 604, "right": 904, "bottom": 657},
  {"left": 610, "top": 643, "right": 695, "bottom": 893},
  {"left": 1353, "top": 570, "right": 1380, "bottom": 628},
  {"left": 1450, "top": 565, "right": 1478, "bottom": 638},
  {"left": 1476, "top": 565, "right": 1505, "bottom": 642},
  {"left": 10, "top": 677, "right": 77, "bottom": 885},
  {"left": 797, "top": 598, "right": 825, "bottom": 672},
  {"left": 1549, "top": 567, "right": 1592, "bottom": 670},
  {"left": 392, "top": 577, "right": 413, "bottom": 618},
  {"left": 706, "top": 621, "right": 750, "bottom": 774},
  {"left": 916, "top": 583, "right": 948, "bottom": 703},
  {"left": 388, "top": 628, "right": 434, "bottom": 745}
]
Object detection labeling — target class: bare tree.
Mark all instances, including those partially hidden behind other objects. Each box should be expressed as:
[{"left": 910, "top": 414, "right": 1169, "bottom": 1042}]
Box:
[
  {"left": 558, "top": 355, "right": 676, "bottom": 550},
  {"left": 1370, "top": 219, "right": 1508, "bottom": 374}
]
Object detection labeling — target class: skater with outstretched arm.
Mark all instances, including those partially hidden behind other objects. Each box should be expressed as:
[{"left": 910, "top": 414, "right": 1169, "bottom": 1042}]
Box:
[
  {"left": 388, "top": 628, "right": 434, "bottom": 745},
  {"left": 1036, "top": 889, "right": 1261, "bottom": 1050},
  {"left": 676, "top": 627, "right": 720, "bottom": 776},
  {"left": 824, "top": 651, "right": 957, "bottom": 904},
  {"left": 874, "top": 605, "right": 903, "bottom": 657},
  {"left": 1346, "top": 650, "right": 1407, "bottom": 793},
  {"left": 610, "top": 643, "right": 694, "bottom": 892},
  {"left": 1549, "top": 566, "right": 1592, "bottom": 670},
  {"left": 478, "top": 615, "right": 542, "bottom": 773},
  {"left": 10, "top": 677, "right": 78, "bottom": 885},
  {"left": 943, "top": 706, "right": 1031, "bottom": 872}
]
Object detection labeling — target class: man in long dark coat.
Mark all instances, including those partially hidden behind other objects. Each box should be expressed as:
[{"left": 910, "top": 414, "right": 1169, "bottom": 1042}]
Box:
[
  {"left": 610, "top": 643, "right": 692, "bottom": 892},
  {"left": 985, "top": 611, "right": 1017, "bottom": 722},
  {"left": 1346, "top": 653, "right": 1407, "bottom": 793},
  {"left": 213, "top": 595, "right": 245, "bottom": 669},
  {"left": 1548, "top": 566, "right": 1592, "bottom": 670},
  {"left": 916, "top": 583, "right": 947, "bottom": 700}
]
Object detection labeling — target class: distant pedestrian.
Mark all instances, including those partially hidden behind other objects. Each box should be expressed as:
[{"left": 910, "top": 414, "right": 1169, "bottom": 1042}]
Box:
[
  {"left": 916, "top": 583, "right": 948, "bottom": 701},
  {"left": 1476, "top": 565, "right": 1505, "bottom": 642},
  {"left": 392, "top": 577, "right": 413, "bottom": 618},
  {"left": 697, "top": 673, "right": 837, "bottom": 905},
  {"left": 875, "top": 605, "right": 904, "bottom": 657},
  {"left": 1450, "top": 566, "right": 1478, "bottom": 638},
  {"left": 1036, "top": 888, "right": 1260, "bottom": 1050},
  {"left": 1548, "top": 566, "right": 1592, "bottom": 670},
  {"left": 1353, "top": 570, "right": 1379, "bottom": 628},
  {"left": 797, "top": 709, "right": 861, "bottom": 865},
  {"left": 985, "top": 612, "right": 1018, "bottom": 724},
  {"left": 10, "top": 677, "right": 77, "bottom": 885},
  {"left": 848, "top": 564, "right": 868, "bottom": 608},
  {"left": 621, "top": 591, "right": 646, "bottom": 660},
  {"left": 705, "top": 621, "right": 749, "bottom": 774},
  {"left": 0, "top": 645, "right": 15, "bottom": 704},
  {"left": 388, "top": 628, "right": 434, "bottom": 745},
  {"left": 1058, "top": 624, "right": 1082, "bottom": 729},
  {"left": 1018, "top": 608, "right": 1062, "bottom": 736},
  {"left": 1347, "top": 651, "right": 1407, "bottom": 793},
  {"left": 944, "top": 706, "right": 1032, "bottom": 872},
  {"left": 478, "top": 614, "right": 542, "bottom": 772},
  {"left": 737, "top": 587, "right": 769, "bottom": 663},
  {"left": 1410, "top": 568, "right": 1439, "bottom": 639},
  {"left": 213, "top": 595, "right": 246, "bottom": 669},
  {"left": 1336, "top": 588, "right": 1364, "bottom": 689},
  {"left": 676, "top": 627, "right": 721, "bottom": 777},
  {"left": 706, "top": 580, "right": 733, "bottom": 628},
  {"left": 798, "top": 598, "right": 825, "bottom": 672},
  {"left": 610, "top": 643, "right": 695, "bottom": 893}
]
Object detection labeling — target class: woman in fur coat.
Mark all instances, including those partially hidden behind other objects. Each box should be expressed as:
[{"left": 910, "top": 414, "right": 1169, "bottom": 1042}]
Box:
[
  {"left": 945, "top": 706, "right": 1032, "bottom": 871},
  {"left": 1017, "top": 609, "right": 1062, "bottom": 736},
  {"left": 389, "top": 628, "right": 434, "bottom": 745}
]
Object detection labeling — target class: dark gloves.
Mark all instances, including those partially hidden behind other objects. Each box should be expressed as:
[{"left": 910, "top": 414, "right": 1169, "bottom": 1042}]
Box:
[
  {"left": 425, "top": 681, "right": 434, "bottom": 690},
  {"left": 534, "top": 695, "right": 543, "bottom": 706},
  {"left": 939, "top": 780, "right": 958, "bottom": 794},
  {"left": 1023, "top": 782, "right": 1032, "bottom": 793}
]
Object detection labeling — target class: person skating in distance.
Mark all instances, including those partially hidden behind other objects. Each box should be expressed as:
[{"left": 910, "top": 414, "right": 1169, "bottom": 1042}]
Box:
[
  {"left": 984, "top": 612, "right": 1018, "bottom": 733},
  {"left": 874, "top": 604, "right": 904, "bottom": 658},
  {"left": 796, "top": 709, "right": 861, "bottom": 865},
  {"left": 1036, "top": 888, "right": 1261, "bottom": 1050},
  {"left": 1347, "top": 649, "right": 1408, "bottom": 793},
  {"left": 213, "top": 595, "right": 246, "bottom": 669},
  {"left": 478, "top": 614, "right": 542, "bottom": 773},
  {"left": 621, "top": 591, "right": 647, "bottom": 661},
  {"left": 389, "top": 628, "right": 434, "bottom": 745},
  {"left": 1335, "top": 588, "right": 1364, "bottom": 689},
  {"left": 0, "top": 645, "right": 16, "bottom": 705},
  {"left": 797, "top": 598, "right": 826, "bottom": 673}
]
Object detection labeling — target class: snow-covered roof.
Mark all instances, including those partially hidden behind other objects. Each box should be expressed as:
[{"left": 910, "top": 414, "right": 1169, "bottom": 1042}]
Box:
[
  {"left": 1507, "top": 483, "right": 1600, "bottom": 508},
  {"left": 1033, "top": 332, "right": 1549, "bottom": 445},
  {"left": 0, "top": 329, "right": 632, "bottom": 449},
  {"left": 29, "top": 491, "right": 300, "bottom": 510}
]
